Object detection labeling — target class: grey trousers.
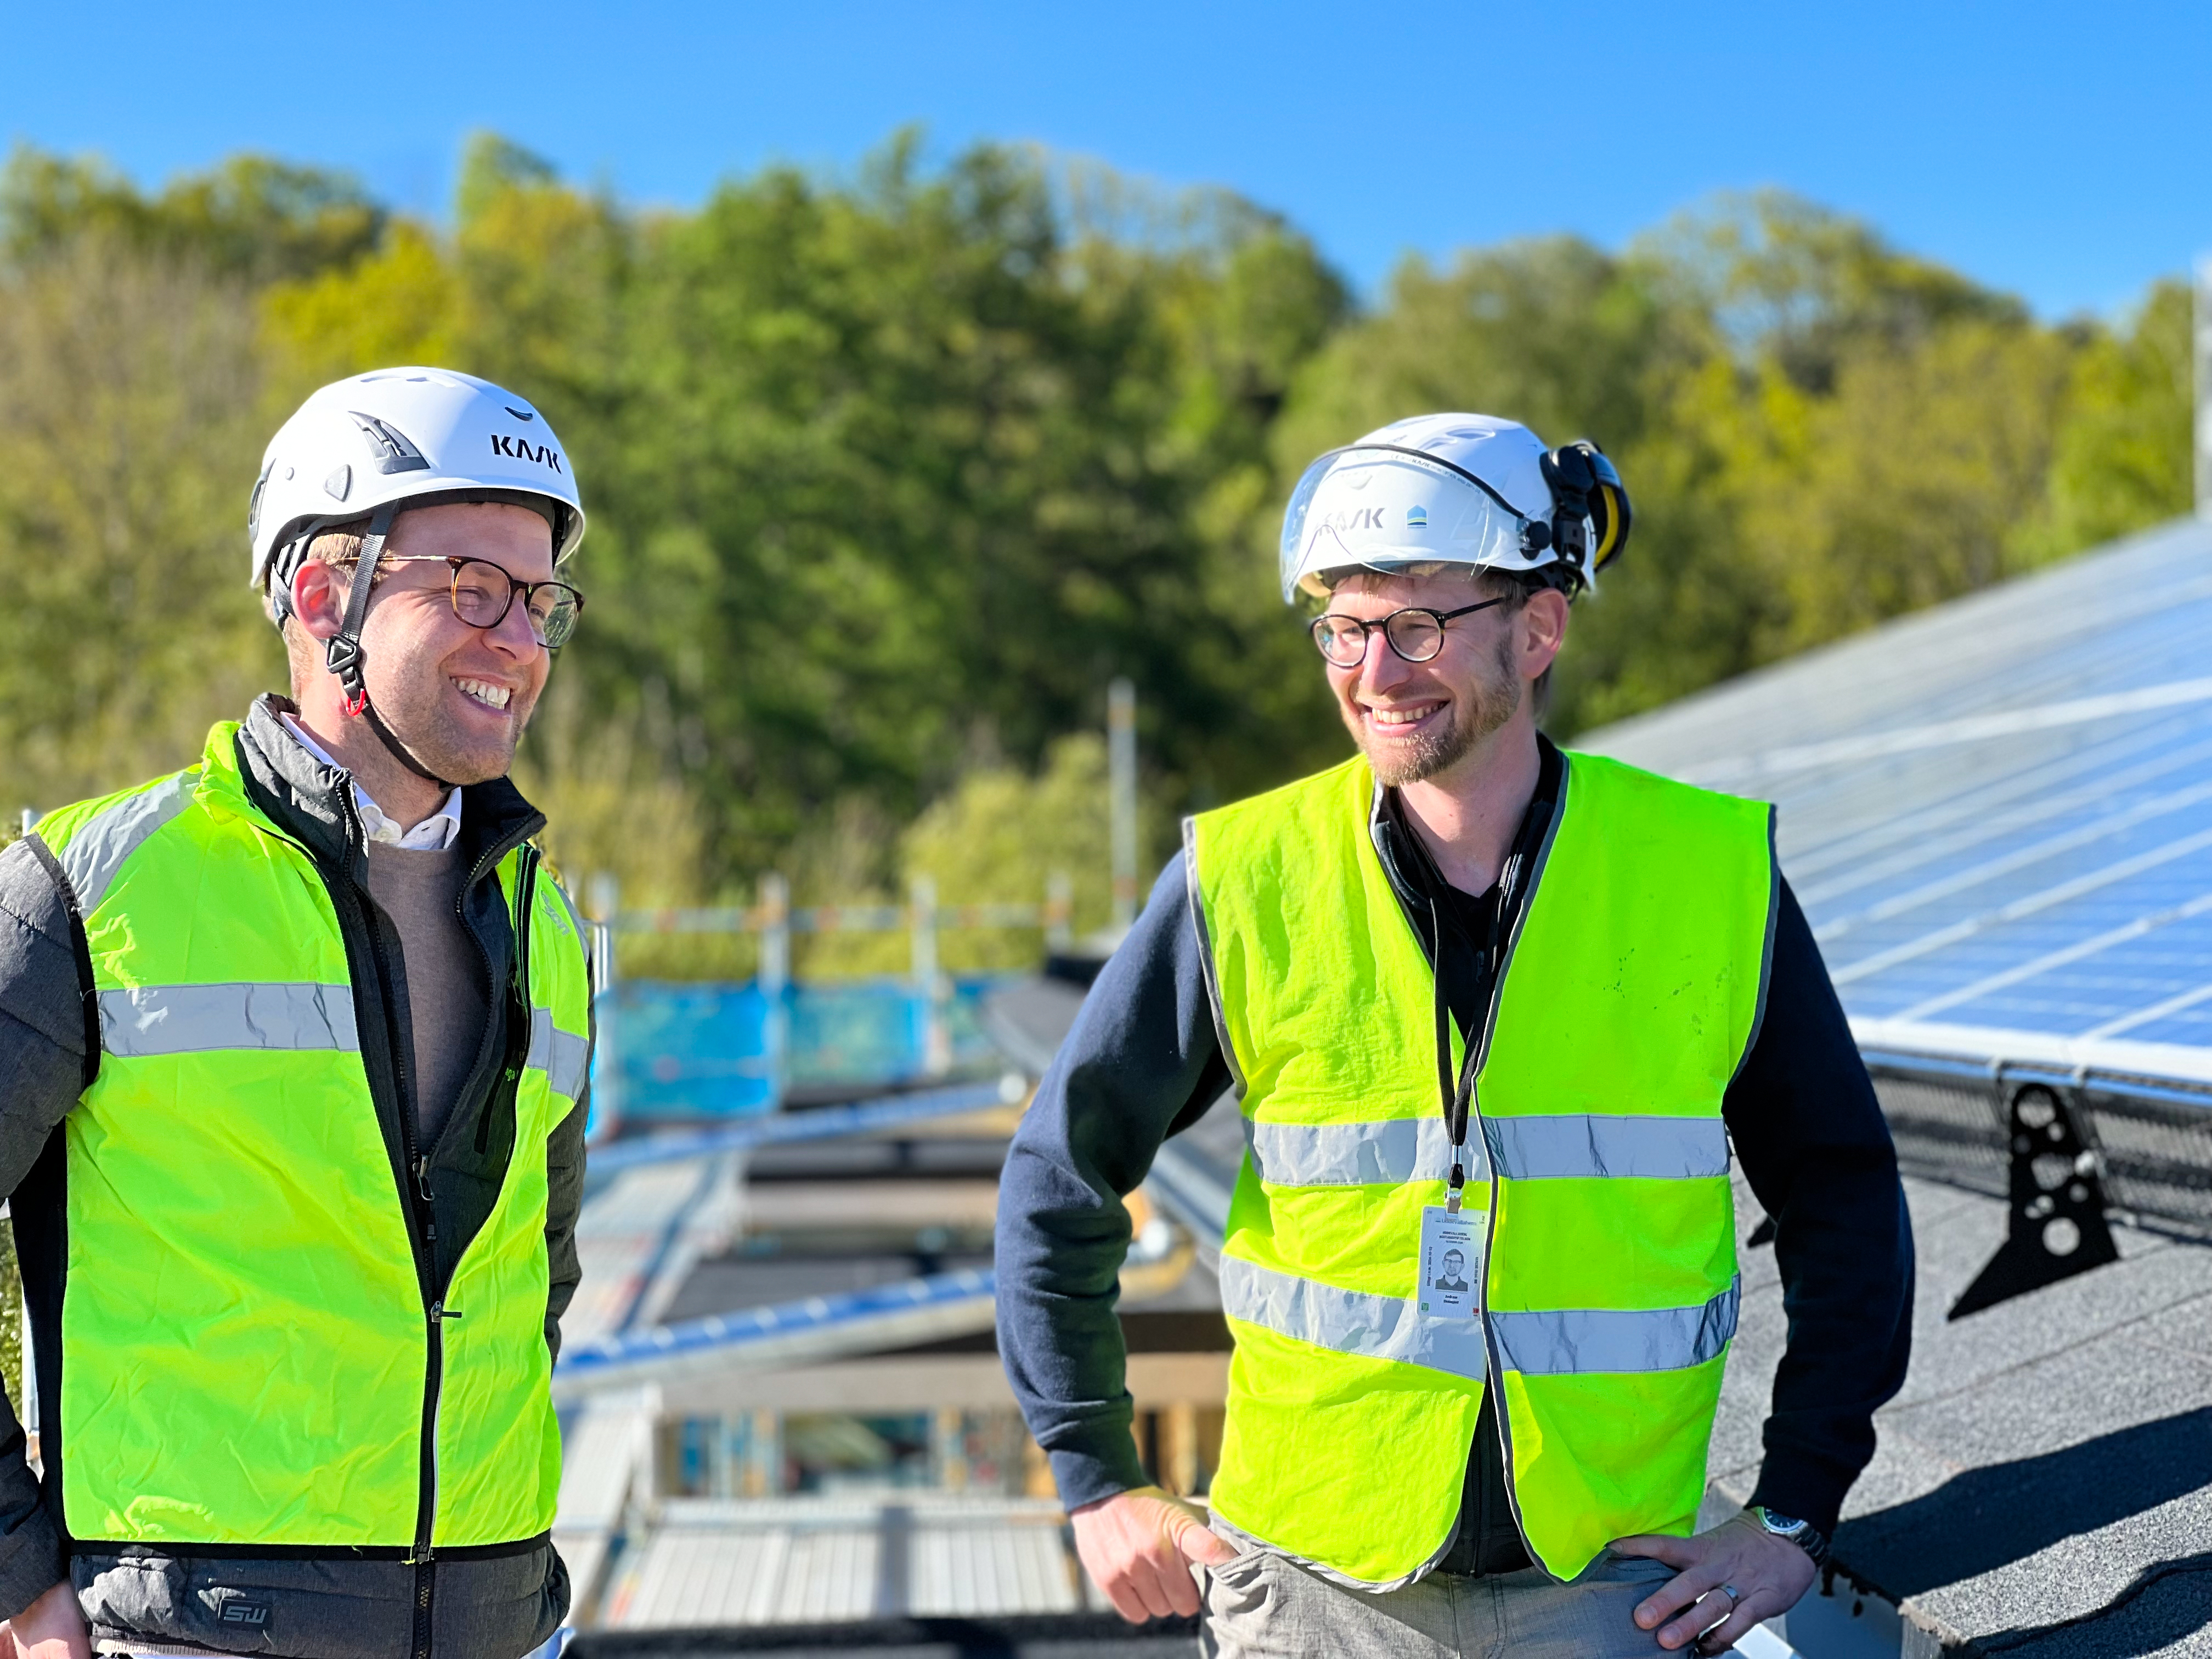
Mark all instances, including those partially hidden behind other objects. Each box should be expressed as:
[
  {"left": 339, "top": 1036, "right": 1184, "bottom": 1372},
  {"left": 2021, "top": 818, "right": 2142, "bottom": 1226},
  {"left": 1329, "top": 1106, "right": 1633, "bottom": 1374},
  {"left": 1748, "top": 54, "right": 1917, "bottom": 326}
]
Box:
[{"left": 1204, "top": 1543, "right": 1679, "bottom": 1658}]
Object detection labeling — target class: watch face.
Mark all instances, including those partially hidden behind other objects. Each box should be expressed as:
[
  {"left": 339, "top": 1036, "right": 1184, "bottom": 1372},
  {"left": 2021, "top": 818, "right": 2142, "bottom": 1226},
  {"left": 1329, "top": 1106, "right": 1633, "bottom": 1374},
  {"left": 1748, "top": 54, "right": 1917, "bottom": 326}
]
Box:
[{"left": 1760, "top": 1509, "right": 1806, "bottom": 1534}]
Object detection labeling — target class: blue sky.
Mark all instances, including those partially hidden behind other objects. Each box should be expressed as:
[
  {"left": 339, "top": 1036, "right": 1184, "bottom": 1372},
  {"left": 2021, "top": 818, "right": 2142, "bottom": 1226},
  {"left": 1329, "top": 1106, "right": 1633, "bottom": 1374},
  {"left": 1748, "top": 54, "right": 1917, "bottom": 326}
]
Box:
[{"left": 9, "top": 1, "right": 2211, "bottom": 319}]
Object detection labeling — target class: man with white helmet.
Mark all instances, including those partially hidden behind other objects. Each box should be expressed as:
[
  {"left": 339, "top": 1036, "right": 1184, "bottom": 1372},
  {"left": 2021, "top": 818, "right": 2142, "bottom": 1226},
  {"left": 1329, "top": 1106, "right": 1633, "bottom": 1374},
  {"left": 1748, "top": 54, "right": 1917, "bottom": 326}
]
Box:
[
  {"left": 996, "top": 414, "right": 1914, "bottom": 1655},
  {"left": 0, "top": 369, "right": 595, "bottom": 1657}
]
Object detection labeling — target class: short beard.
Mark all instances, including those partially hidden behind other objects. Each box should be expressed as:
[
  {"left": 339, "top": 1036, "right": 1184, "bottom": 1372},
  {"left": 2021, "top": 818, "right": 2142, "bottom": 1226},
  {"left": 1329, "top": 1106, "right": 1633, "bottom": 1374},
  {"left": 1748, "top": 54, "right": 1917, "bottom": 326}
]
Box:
[
  {"left": 364, "top": 639, "right": 529, "bottom": 786},
  {"left": 1356, "top": 635, "right": 1522, "bottom": 788}
]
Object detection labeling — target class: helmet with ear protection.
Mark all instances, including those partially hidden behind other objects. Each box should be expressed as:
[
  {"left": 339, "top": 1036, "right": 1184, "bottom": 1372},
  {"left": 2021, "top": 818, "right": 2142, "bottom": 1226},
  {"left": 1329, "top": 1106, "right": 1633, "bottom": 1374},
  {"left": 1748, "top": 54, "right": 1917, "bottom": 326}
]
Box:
[{"left": 1278, "top": 413, "right": 1633, "bottom": 602}]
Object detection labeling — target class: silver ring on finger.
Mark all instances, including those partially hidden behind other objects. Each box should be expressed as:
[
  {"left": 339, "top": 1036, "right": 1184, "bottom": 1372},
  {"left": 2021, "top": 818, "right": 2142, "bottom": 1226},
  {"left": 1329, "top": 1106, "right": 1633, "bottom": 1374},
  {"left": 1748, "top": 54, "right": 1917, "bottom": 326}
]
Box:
[{"left": 1717, "top": 1583, "right": 1741, "bottom": 1607}]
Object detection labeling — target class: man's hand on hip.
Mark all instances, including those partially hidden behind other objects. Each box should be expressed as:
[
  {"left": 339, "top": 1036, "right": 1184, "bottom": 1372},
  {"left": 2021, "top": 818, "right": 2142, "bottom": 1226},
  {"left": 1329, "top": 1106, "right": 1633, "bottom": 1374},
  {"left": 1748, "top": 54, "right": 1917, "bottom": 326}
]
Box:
[
  {"left": 1070, "top": 1485, "right": 1237, "bottom": 1623},
  {"left": 1612, "top": 1511, "right": 1817, "bottom": 1652},
  {"left": 0, "top": 1579, "right": 91, "bottom": 1659}
]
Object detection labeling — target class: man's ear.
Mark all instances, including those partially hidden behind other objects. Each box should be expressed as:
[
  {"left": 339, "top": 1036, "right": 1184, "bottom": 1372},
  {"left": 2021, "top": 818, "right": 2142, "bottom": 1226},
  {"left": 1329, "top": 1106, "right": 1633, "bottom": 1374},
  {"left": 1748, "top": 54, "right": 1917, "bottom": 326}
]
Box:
[
  {"left": 1521, "top": 588, "right": 1570, "bottom": 680},
  {"left": 289, "top": 561, "right": 352, "bottom": 645}
]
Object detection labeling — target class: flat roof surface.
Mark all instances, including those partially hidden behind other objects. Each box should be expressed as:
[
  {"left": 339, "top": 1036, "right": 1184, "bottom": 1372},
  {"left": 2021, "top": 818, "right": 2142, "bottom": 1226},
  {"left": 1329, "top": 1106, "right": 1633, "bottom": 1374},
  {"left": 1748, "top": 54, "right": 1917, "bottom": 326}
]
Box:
[
  {"left": 1713, "top": 1173, "right": 2211, "bottom": 1656},
  {"left": 1578, "top": 518, "right": 2212, "bottom": 1081}
]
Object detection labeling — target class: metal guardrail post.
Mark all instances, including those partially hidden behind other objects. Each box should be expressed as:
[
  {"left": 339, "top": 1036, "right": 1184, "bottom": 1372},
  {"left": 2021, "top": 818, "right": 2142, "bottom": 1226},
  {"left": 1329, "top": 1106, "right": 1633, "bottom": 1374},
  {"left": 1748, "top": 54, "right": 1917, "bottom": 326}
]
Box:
[
  {"left": 759, "top": 874, "right": 789, "bottom": 1103},
  {"left": 586, "top": 873, "right": 621, "bottom": 1138},
  {"left": 759, "top": 874, "right": 790, "bottom": 992},
  {"left": 1109, "top": 678, "right": 1138, "bottom": 929},
  {"left": 911, "top": 874, "right": 950, "bottom": 1076},
  {"left": 1045, "top": 870, "right": 1073, "bottom": 951},
  {"left": 738, "top": 1407, "right": 781, "bottom": 1497}
]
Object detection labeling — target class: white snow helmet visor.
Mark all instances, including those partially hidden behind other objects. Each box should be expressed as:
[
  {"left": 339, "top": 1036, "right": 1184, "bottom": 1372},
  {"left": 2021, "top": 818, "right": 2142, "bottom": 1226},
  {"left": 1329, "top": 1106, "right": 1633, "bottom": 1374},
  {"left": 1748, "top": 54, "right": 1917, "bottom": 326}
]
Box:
[
  {"left": 248, "top": 366, "right": 585, "bottom": 606},
  {"left": 1278, "top": 412, "right": 1628, "bottom": 602}
]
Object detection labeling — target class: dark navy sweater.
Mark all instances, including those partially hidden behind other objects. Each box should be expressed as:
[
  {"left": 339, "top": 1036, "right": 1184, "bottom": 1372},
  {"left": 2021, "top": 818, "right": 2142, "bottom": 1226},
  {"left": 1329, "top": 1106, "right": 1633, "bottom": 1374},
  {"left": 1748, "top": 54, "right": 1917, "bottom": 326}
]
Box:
[{"left": 994, "top": 740, "right": 1914, "bottom": 1565}]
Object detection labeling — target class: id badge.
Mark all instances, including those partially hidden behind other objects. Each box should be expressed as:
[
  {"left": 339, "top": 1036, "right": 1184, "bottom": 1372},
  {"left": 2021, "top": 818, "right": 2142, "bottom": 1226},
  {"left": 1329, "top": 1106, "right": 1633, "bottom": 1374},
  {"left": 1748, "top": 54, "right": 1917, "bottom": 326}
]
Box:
[{"left": 1418, "top": 1204, "right": 1483, "bottom": 1320}]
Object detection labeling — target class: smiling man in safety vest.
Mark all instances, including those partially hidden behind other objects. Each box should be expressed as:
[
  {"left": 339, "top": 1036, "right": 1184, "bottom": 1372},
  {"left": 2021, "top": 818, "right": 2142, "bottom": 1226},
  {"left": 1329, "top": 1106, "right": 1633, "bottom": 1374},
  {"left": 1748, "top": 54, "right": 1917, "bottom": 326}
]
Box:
[
  {"left": 0, "top": 369, "right": 594, "bottom": 1659},
  {"left": 996, "top": 414, "right": 1915, "bottom": 1656}
]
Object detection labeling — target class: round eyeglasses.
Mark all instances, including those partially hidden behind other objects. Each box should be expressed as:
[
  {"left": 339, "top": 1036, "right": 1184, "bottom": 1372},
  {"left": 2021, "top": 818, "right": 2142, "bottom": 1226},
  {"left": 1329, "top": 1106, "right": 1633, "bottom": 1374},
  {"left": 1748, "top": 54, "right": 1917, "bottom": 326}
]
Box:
[
  {"left": 381, "top": 555, "right": 586, "bottom": 648},
  {"left": 1308, "top": 597, "right": 1505, "bottom": 668}
]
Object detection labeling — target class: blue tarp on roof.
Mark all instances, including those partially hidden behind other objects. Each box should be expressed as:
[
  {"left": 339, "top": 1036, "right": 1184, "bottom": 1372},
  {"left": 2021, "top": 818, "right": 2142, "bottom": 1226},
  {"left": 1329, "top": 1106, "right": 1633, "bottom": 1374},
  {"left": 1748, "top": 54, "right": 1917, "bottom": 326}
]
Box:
[{"left": 601, "top": 975, "right": 1017, "bottom": 1120}]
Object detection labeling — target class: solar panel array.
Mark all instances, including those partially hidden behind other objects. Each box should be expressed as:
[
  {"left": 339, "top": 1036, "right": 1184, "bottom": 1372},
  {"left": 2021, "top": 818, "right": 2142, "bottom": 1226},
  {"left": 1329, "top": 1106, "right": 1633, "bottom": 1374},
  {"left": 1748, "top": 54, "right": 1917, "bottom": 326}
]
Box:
[{"left": 1579, "top": 517, "right": 2212, "bottom": 1083}]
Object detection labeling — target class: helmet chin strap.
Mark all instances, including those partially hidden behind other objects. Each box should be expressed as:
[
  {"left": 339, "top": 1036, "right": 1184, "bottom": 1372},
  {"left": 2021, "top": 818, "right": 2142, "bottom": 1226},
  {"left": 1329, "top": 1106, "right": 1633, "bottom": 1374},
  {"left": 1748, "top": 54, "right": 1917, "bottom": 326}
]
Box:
[{"left": 323, "top": 503, "right": 455, "bottom": 791}]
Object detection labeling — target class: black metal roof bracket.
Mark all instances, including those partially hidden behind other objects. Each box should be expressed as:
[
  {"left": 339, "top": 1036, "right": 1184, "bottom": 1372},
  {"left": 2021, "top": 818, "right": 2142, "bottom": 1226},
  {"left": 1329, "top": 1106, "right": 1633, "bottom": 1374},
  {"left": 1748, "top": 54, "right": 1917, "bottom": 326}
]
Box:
[{"left": 1949, "top": 1071, "right": 2121, "bottom": 1319}]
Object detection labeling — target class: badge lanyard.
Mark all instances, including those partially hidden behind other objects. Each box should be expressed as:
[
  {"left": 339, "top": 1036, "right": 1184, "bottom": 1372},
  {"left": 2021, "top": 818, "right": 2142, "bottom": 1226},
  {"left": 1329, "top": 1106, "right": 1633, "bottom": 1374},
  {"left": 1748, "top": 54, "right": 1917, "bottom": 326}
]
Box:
[
  {"left": 1431, "top": 896, "right": 1473, "bottom": 1212},
  {"left": 1404, "top": 799, "right": 1537, "bottom": 1330},
  {"left": 1426, "top": 853, "right": 1514, "bottom": 1215}
]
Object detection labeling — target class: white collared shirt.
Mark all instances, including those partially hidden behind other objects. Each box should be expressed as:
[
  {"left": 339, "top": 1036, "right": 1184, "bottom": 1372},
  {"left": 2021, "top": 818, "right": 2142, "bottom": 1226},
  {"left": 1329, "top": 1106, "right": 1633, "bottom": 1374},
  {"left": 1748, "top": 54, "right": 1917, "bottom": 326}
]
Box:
[{"left": 280, "top": 714, "right": 464, "bottom": 851}]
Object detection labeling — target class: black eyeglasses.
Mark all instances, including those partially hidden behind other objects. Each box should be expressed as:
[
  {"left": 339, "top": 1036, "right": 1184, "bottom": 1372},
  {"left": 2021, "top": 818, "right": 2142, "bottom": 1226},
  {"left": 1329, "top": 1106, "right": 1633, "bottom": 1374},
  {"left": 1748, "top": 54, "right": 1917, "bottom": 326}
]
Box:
[
  {"left": 1308, "top": 598, "right": 1505, "bottom": 668},
  {"left": 381, "top": 555, "right": 586, "bottom": 648}
]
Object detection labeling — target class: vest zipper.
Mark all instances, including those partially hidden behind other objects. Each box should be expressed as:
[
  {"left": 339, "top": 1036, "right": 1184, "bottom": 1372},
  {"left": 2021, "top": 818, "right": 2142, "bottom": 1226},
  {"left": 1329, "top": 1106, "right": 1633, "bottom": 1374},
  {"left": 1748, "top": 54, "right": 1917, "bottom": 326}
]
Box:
[
  {"left": 407, "top": 840, "right": 535, "bottom": 1610},
  {"left": 270, "top": 796, "right": 448, "bottom": 1604},
  {"left": 404, "top": 838, "right": 534, "bottom": 1589},
  {"left": 374, "top": 877, "right": 442, "bottom": 1588}
]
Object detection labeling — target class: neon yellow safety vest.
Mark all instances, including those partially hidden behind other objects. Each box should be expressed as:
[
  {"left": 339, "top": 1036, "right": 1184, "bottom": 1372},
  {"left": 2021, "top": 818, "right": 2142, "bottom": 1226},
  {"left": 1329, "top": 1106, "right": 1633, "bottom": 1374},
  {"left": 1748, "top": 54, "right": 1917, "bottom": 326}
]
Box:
[
  {"left": 1187, "top": 751, "right": 1773, "bottom": 1587},
  {"left": 33, "top": 721, "right": 591, "bottom": 1550}
]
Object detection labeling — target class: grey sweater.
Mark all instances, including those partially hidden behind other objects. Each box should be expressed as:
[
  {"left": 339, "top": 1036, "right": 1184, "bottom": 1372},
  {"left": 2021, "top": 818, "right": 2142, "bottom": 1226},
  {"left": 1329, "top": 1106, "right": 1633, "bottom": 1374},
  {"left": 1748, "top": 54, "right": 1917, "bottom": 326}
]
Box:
[{"left": 365, "top": 843, "right": 488, "bottom": 1153}]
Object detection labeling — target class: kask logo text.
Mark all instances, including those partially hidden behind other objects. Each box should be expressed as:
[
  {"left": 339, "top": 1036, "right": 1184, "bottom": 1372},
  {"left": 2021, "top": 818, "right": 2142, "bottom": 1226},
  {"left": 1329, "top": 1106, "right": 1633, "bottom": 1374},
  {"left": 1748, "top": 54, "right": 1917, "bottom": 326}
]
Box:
[{"left": 490, "top": 435, "right": 564, "bottom": 472}]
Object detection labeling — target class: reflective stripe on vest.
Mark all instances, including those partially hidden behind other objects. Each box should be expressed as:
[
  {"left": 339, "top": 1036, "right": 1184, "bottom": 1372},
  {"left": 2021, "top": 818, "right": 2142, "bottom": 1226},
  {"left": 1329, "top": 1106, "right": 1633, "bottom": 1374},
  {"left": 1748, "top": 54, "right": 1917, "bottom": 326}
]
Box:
[
  {"left": 32, "top": 721, "right": 591, "bottom": 1551},
  {"left": 50, "top": 768, "right": 198, "bottom": 913},
  {"left": 1190, "top": 751, "right": 1773, "bottom": 1588},
  {"left": 527, "top": 1006, "right": 592, "bottom": 1101},
  {"left": 1248, "top": 1113, "right": 1728, "bottom": 1186},
  {"left": 1218, "top": 1254, "right": 1742, "bottom": 1379},
  {"left": 98, "top": 983, "right": 359, "bottom": 1056}
]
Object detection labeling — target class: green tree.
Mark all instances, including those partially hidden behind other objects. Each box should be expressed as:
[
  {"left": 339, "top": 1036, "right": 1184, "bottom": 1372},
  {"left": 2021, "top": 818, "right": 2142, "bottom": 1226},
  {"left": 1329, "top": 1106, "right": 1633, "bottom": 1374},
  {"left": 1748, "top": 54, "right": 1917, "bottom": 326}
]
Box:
[
  {"left": 0, "top": 234, "right": 278, "bottom": 812},
  {"left": 2033, "top": 278, "right": 2193, "bottom": 555},
  {"left": 1744, "top": 318, "right": 2081, "bottom": 647},
  {"left": 1642, "top": 189, "right": 2023, "bottom": 393},
  {"left": 901, "top": 733, "right": 1115, "bottom": 970},
  {"left": 5, "top": 138, "right": 2197, "bottom": 978},
  {"left": 3, "top": 146, "right": 381, "bottom": 282},
  {"left": 543, "top": 135, "right": 1345, "bottom": 870}
]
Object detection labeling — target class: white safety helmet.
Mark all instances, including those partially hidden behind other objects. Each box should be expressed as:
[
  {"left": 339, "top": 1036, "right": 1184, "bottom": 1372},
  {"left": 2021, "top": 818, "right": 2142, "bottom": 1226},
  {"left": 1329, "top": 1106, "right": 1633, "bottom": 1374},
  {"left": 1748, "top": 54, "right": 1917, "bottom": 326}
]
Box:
[
  {"left": 1278, "top": 412, "right": 1629, "bottom": 603},
  {"left": 249, "top": 366, "right": 585, "bottom": 607}
]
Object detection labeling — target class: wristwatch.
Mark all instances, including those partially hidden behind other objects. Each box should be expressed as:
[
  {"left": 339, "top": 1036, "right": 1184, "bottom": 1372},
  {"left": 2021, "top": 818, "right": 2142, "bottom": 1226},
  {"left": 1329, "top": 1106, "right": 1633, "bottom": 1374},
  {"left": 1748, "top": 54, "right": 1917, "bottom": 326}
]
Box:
[{"left": 1746, "top": 1505, "right": 1831, "bottom": 1570}]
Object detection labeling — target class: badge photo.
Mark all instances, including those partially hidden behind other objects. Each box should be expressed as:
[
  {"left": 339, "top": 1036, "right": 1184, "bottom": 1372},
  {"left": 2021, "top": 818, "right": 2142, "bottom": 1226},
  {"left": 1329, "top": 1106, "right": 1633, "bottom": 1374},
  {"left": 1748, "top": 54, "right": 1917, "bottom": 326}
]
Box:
[{"left": 1419, "top": 1205, "right": 1482, "bottom": 1319}]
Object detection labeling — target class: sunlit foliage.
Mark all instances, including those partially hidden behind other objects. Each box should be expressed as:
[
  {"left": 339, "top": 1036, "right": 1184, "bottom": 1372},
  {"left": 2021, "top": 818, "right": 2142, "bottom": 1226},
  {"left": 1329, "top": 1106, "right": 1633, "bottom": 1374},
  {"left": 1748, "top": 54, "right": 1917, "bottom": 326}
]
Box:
[{"left": 0, "top": 144, "right": 2191, "bottom": 921}]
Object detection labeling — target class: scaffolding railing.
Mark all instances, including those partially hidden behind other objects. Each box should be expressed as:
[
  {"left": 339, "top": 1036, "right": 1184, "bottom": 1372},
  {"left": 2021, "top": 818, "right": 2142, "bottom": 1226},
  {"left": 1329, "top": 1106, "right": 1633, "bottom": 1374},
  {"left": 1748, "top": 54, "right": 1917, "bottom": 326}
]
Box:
[
  {"left": 584, "top": 878, "right": 1080, "bottom": 1122},
  {"left": 599, "top": 876, "right": 1078, "bottom": 953}
]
